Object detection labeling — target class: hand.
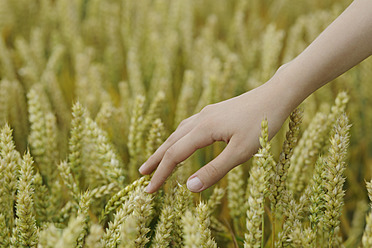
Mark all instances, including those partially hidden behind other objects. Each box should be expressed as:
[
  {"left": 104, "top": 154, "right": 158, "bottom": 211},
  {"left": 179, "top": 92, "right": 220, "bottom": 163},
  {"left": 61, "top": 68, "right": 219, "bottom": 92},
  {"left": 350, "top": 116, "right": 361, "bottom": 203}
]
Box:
[
  {"left": 140, "top": 0, "right": 372, "bottom": 193},
  {"left": 139, "top": 79, "right": 293, "bottom": 193}
]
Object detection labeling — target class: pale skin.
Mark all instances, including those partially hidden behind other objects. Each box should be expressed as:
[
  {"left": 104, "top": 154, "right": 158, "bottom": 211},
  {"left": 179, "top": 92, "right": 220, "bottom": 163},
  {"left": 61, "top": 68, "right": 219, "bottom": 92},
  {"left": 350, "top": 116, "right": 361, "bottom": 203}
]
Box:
[{"left": 140, "top": 0, "right": 372, "bottom": 193}]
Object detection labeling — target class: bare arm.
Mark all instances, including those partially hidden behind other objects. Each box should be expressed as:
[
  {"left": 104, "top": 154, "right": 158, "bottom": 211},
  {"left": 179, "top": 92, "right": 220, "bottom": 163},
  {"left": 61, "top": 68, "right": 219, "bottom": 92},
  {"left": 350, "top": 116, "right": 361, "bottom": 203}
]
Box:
[
  {"left": 274, "top": 0, "right": 372, "bottom": 110},
  {"left": 140, "top": 0, "right": 372, "bottom": 193}
]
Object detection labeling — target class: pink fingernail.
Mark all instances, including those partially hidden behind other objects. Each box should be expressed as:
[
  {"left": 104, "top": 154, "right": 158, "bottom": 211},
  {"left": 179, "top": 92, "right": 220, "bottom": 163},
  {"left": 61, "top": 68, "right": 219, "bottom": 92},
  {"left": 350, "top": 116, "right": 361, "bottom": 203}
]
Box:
[
  {"left": 139, "top": 163, "right": 146, "bottom": 173},
  {"left": 187, "top": 177, "right": 203, "bottom": 192}
]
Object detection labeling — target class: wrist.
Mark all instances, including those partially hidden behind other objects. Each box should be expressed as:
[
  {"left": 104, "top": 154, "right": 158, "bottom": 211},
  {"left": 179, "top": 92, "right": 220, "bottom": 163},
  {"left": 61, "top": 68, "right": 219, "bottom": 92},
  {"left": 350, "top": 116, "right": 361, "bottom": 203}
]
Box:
[{"left": 263, "top": 62, "right": 304, "bottom": 115}]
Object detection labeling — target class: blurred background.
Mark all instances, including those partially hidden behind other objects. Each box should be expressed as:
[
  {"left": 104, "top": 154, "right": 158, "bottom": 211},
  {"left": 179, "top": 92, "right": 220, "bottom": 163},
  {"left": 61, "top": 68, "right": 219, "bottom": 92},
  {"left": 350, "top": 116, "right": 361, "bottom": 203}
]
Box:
[{"left": 0, "top": 0, "right": 371, "bottom": 246}]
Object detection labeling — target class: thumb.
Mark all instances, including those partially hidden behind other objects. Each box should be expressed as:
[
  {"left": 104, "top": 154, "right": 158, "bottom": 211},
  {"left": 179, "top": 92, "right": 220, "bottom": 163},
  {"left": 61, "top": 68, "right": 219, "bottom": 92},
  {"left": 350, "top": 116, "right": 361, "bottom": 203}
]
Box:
[{"left": 186, "top": 139, "right": 246, "bottom": 192}]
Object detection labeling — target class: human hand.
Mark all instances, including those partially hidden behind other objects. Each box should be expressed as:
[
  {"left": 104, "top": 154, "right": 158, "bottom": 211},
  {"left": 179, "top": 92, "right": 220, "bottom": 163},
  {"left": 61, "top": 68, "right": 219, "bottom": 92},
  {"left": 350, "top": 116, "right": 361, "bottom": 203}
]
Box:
[
  {"left": 139, "top": 79, "right": 294, "bottom": 193},
  {"left": 140, "top": 0, "right": 372, "bottom": 194}
]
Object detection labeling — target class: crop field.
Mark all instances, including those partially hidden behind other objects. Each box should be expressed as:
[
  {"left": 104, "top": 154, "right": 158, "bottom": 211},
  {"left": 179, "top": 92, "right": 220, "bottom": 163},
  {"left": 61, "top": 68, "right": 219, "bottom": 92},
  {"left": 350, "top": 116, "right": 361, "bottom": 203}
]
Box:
[{"left": 0, "top": 0, "right": 372, "bottom": 247}]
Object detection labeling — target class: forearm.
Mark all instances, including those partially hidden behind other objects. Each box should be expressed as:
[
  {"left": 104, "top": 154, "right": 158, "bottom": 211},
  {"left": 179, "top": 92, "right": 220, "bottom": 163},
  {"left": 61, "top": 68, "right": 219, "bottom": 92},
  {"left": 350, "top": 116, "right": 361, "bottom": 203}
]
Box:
[{"left": 268, "top": 0, "right": 372, "bottom": 110}]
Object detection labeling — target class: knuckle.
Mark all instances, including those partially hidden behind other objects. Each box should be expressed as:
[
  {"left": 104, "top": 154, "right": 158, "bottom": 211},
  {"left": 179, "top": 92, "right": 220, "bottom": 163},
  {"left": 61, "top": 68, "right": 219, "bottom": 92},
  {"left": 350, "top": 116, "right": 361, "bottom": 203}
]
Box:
[
  {"left": 196, "top": 121, "right": 214, "bottom": 137},
  {"left": 204, "top": 162, "right": 220, "bottom": 179},
  {"left": 178, "top": 119, "right": 188, "bottom": 128},
  {"left": 235, "top": 146, "right": 251, "bottom": 163},
  {"left": 196, "top": 121, "right": 208, "bottom": 131},
  {"left": 164, "top": 132, "right": 176, "bottom": 145},
  {"left": 164, "top": 147, "right": 177, "bottom": 162},
  {"left": 231, "top": 141, "right": 244, "bottom": 154},
  {"left": 178, "top": 114, "right": 197, "bottom": 129},
  {"left": 229, "top": 143, "right": 247, "bottom": 161},
  {"left": 200, "top": 104, "right": 213, "bottom": 115}
]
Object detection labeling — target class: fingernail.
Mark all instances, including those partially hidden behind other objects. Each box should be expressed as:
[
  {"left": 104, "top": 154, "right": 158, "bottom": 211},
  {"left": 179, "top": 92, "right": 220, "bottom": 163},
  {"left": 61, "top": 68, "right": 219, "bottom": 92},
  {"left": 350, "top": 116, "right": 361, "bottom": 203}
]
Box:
[
  {"left": 139, "top": 163, "right": 146, "bottom": 173},
  {"left": 187, "top": 177, "right": 203, "bottom": 192},
  {"left": 145, "top": 182, "right": 152, "bottom": 193}
]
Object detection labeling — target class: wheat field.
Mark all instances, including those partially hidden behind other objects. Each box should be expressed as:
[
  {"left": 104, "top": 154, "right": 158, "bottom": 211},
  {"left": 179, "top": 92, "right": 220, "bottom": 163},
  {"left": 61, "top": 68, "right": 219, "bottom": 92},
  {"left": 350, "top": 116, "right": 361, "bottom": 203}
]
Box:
[{"left": 0, "top": 0, "right": 372, "bottom": 247}]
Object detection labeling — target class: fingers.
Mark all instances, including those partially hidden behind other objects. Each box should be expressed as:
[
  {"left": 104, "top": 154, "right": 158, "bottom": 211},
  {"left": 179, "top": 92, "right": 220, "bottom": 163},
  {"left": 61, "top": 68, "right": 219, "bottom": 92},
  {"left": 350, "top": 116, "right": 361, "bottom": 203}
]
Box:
[
  {"left": 139, "top": 116, "right": 196, "bottom": 175},
  {"left": 144, "top": 125, "right": 214, "bottom": 193},
  {"left": 186, "top": 138, "right": 245, "bottom": 192}
]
